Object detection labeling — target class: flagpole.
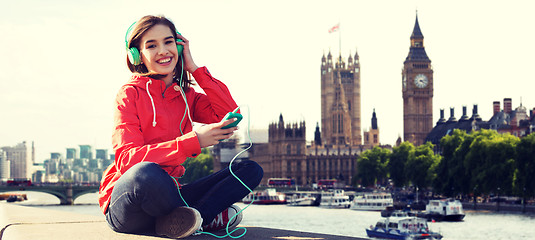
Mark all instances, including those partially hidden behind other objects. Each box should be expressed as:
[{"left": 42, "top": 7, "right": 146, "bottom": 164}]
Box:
[{"left": 339, "top": 22, "right": 341, "bottom": 59}]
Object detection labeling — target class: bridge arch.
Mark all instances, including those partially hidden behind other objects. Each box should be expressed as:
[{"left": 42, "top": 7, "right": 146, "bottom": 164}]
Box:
[{"left": 0, "top": 185, "right": 99, "bottom": 205}]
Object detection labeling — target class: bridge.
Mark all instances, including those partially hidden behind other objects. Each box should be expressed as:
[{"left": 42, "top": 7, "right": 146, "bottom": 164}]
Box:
[{"left": 0, "top": 184, "right": 99, "bottom": 205}]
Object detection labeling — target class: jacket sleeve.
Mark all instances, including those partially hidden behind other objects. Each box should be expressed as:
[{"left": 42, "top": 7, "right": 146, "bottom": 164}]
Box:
[
  {"left": 112, "top": 85, "right": 201, "bottom": 175},
  {"left": 189, "top": 67, "right": 239, "bottom": 124}
]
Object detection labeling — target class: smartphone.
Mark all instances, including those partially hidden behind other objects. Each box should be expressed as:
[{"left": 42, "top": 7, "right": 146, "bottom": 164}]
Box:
[{"left": 221, "top": 107, "right": 242, "bottom": 129}]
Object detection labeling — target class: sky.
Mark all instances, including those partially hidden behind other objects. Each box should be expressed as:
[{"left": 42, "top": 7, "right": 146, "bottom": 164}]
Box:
[{"left": 1, "top": 0, "right": 534, "bottom": 162}]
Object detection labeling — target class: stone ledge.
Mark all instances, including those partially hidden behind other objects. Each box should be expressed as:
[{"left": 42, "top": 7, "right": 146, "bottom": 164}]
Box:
[{"left": 1, "top": 203, "right": 366, "bottom": 240}]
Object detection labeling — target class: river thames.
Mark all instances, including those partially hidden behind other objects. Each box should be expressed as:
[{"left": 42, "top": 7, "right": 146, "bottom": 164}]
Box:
[{"left": 7, "top": 191, "right": 535, "bottom": 240}]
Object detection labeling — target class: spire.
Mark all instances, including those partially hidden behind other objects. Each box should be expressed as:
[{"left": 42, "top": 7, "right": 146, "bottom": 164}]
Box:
[
  {"left": 314, "top": 122, "right": 322, "bottom": 146},
  {"left": 371, "top": 108, "right": 378, "bottom": 130},
  {"left": 405, "top": 12, "right": 430, "bottom": 62},
  {"left": 411, "top": 12, "right": 424, "bottom": 39}
]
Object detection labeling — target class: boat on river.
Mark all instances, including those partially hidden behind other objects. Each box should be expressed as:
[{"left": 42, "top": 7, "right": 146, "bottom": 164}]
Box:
[
  {"left": 242, "top": 188, "right": 286, "bottom": 204},
  {"left": 424, "top": 199, "right": 465, "bottom": 221},
  {"left": 286, "top": 191, "right": 320, "bottom": 206},
  {"left": 0, "top": 193, "right": 27, "bottom": 202},
  {"left": 366, "top": 211, "right": 443, "bottom": 240},
  {"left": 319, "top": 189, "right": 350, "bottom": 208},
  {"left": 350, "top": 192, "right": 393, "bottom": 211}
]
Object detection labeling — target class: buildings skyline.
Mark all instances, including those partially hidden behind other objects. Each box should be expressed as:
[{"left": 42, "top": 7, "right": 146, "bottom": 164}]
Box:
[
  {"left": 3, "top": 1, "right": 534, "bottom": 164},
  {"left": 0, "top": 142, "right": 113, "bottom": 183},
  {"left": 2, "top": 3, "right": 535, "bottom": 185}
]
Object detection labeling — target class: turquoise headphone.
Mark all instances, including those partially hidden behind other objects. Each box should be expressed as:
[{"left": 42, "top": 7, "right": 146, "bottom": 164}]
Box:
[{"left": 125, "top": 22, "right": 184, "bottom": 66}]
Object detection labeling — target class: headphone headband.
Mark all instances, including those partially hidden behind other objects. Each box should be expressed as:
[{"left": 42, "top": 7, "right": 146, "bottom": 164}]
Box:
[{"left": 125, "top": 22, "right": 137, "bottom": 50}]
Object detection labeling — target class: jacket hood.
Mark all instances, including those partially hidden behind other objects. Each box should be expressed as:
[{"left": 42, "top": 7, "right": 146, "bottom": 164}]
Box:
[{"left": 127, "top": 74, "right": 166, "bottom": 90}]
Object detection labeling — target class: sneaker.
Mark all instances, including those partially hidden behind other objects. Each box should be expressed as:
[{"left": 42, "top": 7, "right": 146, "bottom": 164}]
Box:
[
  {"left": 155, "top": 206, "right": 203, "bottom": 238},
  {"left": 202, "top": 205, "right": 243, "bottom": 232}
]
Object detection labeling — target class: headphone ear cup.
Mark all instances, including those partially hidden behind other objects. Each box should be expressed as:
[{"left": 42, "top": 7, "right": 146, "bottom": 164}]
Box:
[
  {"left": 128, "top": 47, "right": 141, "bottom": 65},
  {"left": 176, "top": 39, "right": 183, "bottom": 56},
  {"left": 177, "top": 44, "right": 183, "bottom": 56}
]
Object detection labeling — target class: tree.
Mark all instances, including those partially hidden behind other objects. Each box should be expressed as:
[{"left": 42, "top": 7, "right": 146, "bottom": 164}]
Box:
[
  {"left": 355, "top": 146, "right": 390, "bottom": 187},
  {"left": 405, "top": 142, "right": 439, "bottom": 189},
  {"left": 514, "top": 132, "right": 535, "bottom": 204},
  {"left": 388, "top": 141, "right": 414, "bottom": 188},
  {"left": 466, "top": 129, "right": 519, "bottom": 196},
  {"left": 435, "top": 129, "right": 472, "bottom": 197},
  {"left": 179, "top": 148, "right": 214, "bottom": 184}
]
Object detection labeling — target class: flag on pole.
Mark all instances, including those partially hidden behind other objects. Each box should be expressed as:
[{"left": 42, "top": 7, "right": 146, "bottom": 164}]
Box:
[{"left": 328, "top": 23, "right": 340, "bottom": 33}]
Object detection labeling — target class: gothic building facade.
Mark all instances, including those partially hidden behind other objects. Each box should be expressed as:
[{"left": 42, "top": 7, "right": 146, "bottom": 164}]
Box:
[
  {"left": 251, "top": 114, "right": 359, "bottom": 186},
  {"left": 247, "top": 51, "right": 370, "bottom": 186},
  {"left": 243, "top": 16, "right": 440, "bottom": 186},
  {"left": 321, "top": 51, "right": 362, "bottom": 147}
]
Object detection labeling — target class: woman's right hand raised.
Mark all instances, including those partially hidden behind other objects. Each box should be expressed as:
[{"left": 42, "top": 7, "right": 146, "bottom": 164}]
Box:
[
  {"left": 176, "top": 34, "right": 198, "bottom": 73},
  {"left": 194, "top": 118, "right": 238, "bottom": 148}
]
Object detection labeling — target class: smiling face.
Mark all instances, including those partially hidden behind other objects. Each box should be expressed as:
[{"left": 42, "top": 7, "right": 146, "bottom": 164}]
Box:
[{"left": 139, "top": 24, "right": 178, "bottom": 83}]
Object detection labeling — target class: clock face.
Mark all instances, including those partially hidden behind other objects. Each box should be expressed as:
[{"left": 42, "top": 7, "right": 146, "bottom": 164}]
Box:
[{"left": 414, "top": 74, "right": 428, "bottom": 88}]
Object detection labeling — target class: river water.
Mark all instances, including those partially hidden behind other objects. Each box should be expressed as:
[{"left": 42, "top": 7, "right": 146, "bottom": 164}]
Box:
[{"left": 6, "top": 191, "right": 535, "bottom": 240}]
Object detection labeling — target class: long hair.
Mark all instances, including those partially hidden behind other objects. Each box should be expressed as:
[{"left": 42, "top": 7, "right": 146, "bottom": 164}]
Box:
[{"left": 126, "top": 15, "right": 192, "bottom": 88}]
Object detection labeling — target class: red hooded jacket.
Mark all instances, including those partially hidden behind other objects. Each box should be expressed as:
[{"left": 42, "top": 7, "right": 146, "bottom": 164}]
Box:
[{"left": 98, "top": 67, "right": 238, "bottom": 214}]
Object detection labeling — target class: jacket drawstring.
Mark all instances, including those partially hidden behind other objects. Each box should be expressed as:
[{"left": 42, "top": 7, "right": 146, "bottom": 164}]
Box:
[{"left": 146, "top": 80, "right": 157, "bottom": 127}]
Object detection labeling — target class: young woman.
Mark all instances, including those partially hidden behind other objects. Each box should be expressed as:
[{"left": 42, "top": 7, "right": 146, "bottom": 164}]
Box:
[{"left": 98, "top": 15, "right": 263, "bottom": 239}]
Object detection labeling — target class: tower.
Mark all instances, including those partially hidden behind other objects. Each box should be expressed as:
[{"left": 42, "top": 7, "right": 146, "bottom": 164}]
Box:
[
  {"left": 363, "top": 109, "right": 380, "bottom": 148},
  {"left": 321, "top": 50, "right": 362, "bottom": 147},
  {"left": 268, "top": 114, "right": 306, "bottom": 184},
  {"left": 402, "top": 14, "right": 434, "bottom": 146}
]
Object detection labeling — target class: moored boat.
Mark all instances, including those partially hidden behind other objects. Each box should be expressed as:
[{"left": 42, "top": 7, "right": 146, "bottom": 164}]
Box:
[
  {"left": 350, "top": 192, "right": 393, "bottom": 211},
  {"left": 366, "top": 211, "right": 443, "bottom": 240},
  {"left": 0, "top": 193, "right": 27, "bottom": 202},
  {"left": 242, "top": 188, "right": 286, "bottom": 204},
  {"left": 424, "top": 198, "right": 465, "bottom": 221},
  {"left": 286, "top": 191, "right": 320, "bottom": 206},
  {"left": 319, "top": 189, "right": 350, "bottom": 208}
]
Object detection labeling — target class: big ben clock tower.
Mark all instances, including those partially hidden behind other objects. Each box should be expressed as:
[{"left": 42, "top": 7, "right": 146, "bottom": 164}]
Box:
[{"left": 402, "top": 14, "right": 433, "bottom": 146}]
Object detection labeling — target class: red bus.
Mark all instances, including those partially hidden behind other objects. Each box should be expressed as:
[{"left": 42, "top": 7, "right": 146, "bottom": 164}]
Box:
[
  {"left": 317, "top": 179, "right": 343, "bottom": 189},
  {"left": 267, "top": 178, "right": 295, "bottom": 187},
  {"left": 7, "top": 178, "right": 32, "bottom": 186}
]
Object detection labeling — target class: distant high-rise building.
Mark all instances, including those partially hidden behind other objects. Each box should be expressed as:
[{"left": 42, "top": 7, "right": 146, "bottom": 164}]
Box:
[
  {"left": 0, "top": 150, "right": 10, "bottom": 180},
  {"left": 95, "top": 149, "right": 108, "bottom": 160},
  {"left": 51, "top": 152, "right": 61, "bottom": 160},
  {"left": 79, "top": 145, "right": 92, "bottom": 159},
  {"left": 66, "top": 148, "right": 77, "bottom": 159},
  {"left": 1, "top": 141, "right": 34, "bottom": 179}
]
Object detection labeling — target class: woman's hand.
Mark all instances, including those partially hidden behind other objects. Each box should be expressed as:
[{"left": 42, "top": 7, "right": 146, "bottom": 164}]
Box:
[
  {"left": 176, "top": 35, "right": 198, "bottom": 73},
  {"left": 194, "top": 118, "right": 238, "bottom": 148}
]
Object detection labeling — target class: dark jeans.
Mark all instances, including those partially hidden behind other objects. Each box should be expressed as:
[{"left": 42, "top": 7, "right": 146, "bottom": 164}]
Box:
[{"left": 105, "top": 160, "right": 263, "bottom": 234}]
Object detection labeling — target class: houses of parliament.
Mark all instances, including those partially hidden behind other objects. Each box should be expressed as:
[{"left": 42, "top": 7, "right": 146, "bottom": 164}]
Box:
[{"left": 213, "top": 15, "right": 434, "bottom": 186}]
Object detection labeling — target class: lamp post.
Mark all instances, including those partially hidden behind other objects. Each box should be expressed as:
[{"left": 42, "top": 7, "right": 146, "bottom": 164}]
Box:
[
  {"left": 523, "top": 187, "right": 526, "bottom": 213},
  {"left": 496, "top": 187, "right": 501, "bottom": 212},
  {"left": 473, "top": 186, "right": 478, "bottom": 210}
]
